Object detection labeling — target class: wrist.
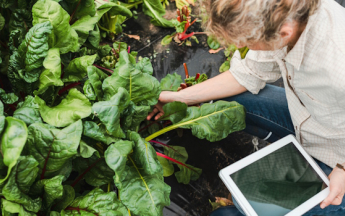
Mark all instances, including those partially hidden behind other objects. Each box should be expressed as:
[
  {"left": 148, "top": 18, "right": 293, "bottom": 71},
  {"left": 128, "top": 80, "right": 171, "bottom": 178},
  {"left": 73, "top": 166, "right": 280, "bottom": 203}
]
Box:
[{"left": 336, "top": 163, "right": 345, "bottom": 176}]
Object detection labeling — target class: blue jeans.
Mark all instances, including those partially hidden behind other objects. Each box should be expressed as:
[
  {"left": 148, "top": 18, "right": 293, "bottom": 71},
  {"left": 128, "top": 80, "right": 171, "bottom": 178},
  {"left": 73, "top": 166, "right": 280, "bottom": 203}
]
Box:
[{"left": 213, "top": 84, "right": 345, "bottom": 216}]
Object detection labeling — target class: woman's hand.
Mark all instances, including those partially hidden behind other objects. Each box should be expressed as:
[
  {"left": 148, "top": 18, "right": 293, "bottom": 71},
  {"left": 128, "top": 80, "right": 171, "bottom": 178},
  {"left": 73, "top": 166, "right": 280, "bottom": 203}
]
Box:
[
  {"left": 320, "top": 163, "right": 345, "bottom": 208},
  {"left": 147, "top": 91, "right": 180, "bottom": 121}
]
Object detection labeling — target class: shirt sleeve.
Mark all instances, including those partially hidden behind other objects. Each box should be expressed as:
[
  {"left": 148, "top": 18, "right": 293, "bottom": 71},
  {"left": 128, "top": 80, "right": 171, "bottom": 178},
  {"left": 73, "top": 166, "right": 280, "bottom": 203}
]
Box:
[{"left": 229, "top": 50, "right": 282, "bottom": 94}]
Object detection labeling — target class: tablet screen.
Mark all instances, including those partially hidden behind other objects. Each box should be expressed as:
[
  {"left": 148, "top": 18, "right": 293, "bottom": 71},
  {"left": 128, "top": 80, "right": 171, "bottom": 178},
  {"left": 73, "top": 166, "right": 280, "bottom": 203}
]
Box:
[{"left": 230, "top": 142, "right": 326, "bottom": 216}]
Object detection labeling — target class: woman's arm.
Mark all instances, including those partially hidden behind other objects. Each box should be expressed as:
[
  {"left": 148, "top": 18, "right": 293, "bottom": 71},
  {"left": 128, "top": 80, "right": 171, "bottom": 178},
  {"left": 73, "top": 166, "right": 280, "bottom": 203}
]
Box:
[{"left": 147, "top": 71, "right": 247, "bottom": 120}]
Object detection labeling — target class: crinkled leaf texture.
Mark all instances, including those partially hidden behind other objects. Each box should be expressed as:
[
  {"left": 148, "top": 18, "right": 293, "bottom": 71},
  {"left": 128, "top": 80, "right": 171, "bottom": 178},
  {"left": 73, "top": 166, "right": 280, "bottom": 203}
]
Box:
[
  {"left": 35, "top": 89, "right": 91, "bottom": 127},
  {"left": 122, "top": 101, "right": 151, "bottom": 131},
  {"left": 9, "top": 9, "right": 33, "bottom": 38},
  {"left": 32, "top": 0, "right": 79, "bottom": 54},
  {"left": 92, "top": 87, "right": 130, "bottom": 138},
  {"left": 34, "top": 48, "right": 64, "bottom": 95},
  {"left": 161, "top": 101, "right": 188, "bottom": 123},
  {"left": 2, "top": 156, "right": 42, "bottom": 213},
  {"left": 0, "top": 88, "right": 19, "bottom": 104},
  {"left": 83, "top": 79, "right": 96, "bottom": 101},
  {"left": 51, "top": 185, "right": 75, "bottom": 213},
  {"left": 30, "top": 175, "right": 64, "bottom": 211},
  {"left": 62, "top": 54, "right": 97, "bottom": 82},
  {"left": 74, "top": 155, "right": 114, "bottom": 187},
  {"left": 1, "top": 199, "right": 36, "bottom": 216},
  {"left": 102, "top": 50, "right": 161, "bottom": 106},
  {"left": 26, "top": 120, "right": 83, "bottom": 179},
  {"left": 160, "top": 72, "right": 183, "bottom": 91},
  {"left": 13, "top": 95, "right": 43, "bottom": 125},
  {"left": 176, "top": 101, "right": 246, "bottom": 141},
  {"left": 105, "top": 138, "right": 170, "bottom": 216},
  {"left": 87, "top": 66, "right": 103, "bottom": 100},
  {"left": 0, "top": 117, "right": 28, "bottom": 184},
  {"left": 128, "top": 131, "right": 163, "bottom": 176},
  {"left": 17, "top": 21, "right": 52, "bottom": 83},
  {"left": 146, "top": 101, "right": 246, "bottom": 142},
  {"left": 62, "top": 188, "right": 129, "bottom": 216}
]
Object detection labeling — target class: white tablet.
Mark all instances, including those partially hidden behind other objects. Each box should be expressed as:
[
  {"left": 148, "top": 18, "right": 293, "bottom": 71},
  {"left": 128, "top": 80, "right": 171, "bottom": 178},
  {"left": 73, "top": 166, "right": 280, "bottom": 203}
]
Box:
[{"left": 219, "top": 135, "right": 330, "bottom": 216}]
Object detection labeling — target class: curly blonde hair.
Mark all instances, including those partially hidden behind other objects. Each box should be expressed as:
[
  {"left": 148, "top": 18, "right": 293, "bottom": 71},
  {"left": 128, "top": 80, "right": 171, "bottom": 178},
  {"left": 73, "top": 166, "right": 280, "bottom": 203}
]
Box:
[{"left": 203, "top": 0, "right": 320, "bottom": 46}]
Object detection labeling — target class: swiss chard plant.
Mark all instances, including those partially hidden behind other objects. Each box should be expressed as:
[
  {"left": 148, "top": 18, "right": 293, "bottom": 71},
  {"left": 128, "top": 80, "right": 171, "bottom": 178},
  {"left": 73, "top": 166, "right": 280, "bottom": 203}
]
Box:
[
  {"left": 0, "top": 0, "right": 246, "bottom": 215},
  {"left": 161, "top": 6, "right": 205, "bottom": 46}
]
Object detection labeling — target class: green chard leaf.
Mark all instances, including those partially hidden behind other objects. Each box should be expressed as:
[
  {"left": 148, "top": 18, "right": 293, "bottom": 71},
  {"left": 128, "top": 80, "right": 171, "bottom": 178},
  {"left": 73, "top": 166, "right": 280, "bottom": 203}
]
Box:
[
  {"left": 34, "top": 48, "right": 64, "bottom": 95},
  {"left": 32, "top": 0, "right": 79, "bottom": 54},
  {"left": 102, "top": 50, "right": 161, "bottom": 106},
  {"left": 0, "top": 117, "right": 28, "bottom": 184},
  {"left": 0, "top": 88, "right": 19, "bottom": 104},
  {"left": 207, "top": 36, "right": 220, "bottom": 50},
  {"left": 62, "top": 54, "right": 97, "bottom": 82},
  {"left": 92, "top": 87, "right": 130, "bottom": 138},
  {"left": 122, "top": 101, "right": 151, "bottom": 131},
  {"left": 60, "top": 0, "right": 96, "bottom": 20},
  {"left": 1, "top": 199, "right": 36, "bottom": 216},
  {"left": 7, "top": 20, "right": 51, "bottom": 85},
  {"left": 74, "top": 155, "right": 114, "bottom": 187},
  {"left": 13, "top": 95, "right": 42, "bottom": 125},
  {"left": 172, "top": 19, "right": 186, "bottom": 33},
  {"left": 157, "top": 156, "right": 174, "bottom": 177},
  {"left": 219, "top": 59, "right": 230, "bottom": 73},
  {"left": 83, "top": 121, "right": 117, "bottom": 145},
  {"left": 105, "top": 139, "right": 170, "bottom": 216},
  {"left": 71, "top": 15, "right": 99, "bottom": 47},
  {"left": 127, "top": 131, "right": 163, "bottom": 176},
  {"left": 26, "top": 120, "right": 83, "bottom": 179},
  {"left": 2, "top": 156, "right": 42, "bottom": 213},
  {"left": 83, "top": 79, "right": 97, "bottom": 101},
  {"left": 30, "top": 175, "right": 64, "bottom": 211},
  {"left": 88, "top": 25, "right": 101, "bottom": 49},
  {"left": 136, "top": 57, "right": 153, "bottom": 75},
  {"left": 160, "top": 101, "right": 188, "bottom": 123},
  {"left": 87, "top": 66, "right": 103, "bottom": 100},
  {"left": 163, "top": 145, "right": 202, "bottom": 184},
  {"left": 161, "top": 34, "right": 174, "bottom": 46},
  {"left": 145, "top": 101, "right": 246, "bottom": 142},
  {"left": 142, "top": 0, "right": 173, "bottom": 28},
  {"left": 79, "top": 140, "right": 100, "bottom": 158},
  {"left": 35, "top": 89, "right": 91, "bottom": 127},
  {"left": 61, "top": 188, "right": 128, "bottom": 216},
  {"left": 9, "top": 9, "right": 33, "bottom": 38},
  {"left": 160, "top": 72, "right": 183, "bottom": 91},
  {"left": 51, "top": 185, "right": 75, "bottom": 213},
  {"left": 175, "top": 163, "right": 202, "bottom": 184},
  {"left": 17, "top": 21, "right": 53, "bottom": 83}
]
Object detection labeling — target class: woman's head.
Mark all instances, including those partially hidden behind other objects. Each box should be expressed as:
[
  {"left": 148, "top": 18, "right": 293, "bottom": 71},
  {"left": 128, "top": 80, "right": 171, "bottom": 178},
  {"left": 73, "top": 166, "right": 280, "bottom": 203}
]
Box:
[{"left": 204, "top": 0, "right": 320, "bottom": 50}]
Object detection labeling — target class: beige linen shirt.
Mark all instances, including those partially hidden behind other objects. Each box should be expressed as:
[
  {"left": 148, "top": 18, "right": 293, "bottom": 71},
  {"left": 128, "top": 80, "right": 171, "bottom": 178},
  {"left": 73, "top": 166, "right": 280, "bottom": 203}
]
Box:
[{"left": 229, "top": 0, "right": 345, "bottom": 168}]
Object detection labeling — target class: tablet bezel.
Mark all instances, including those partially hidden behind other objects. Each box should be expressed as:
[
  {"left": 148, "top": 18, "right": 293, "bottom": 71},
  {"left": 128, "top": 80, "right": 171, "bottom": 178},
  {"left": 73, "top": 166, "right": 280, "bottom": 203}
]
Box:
[{"left": 219, "top": 135, "right": 330, "bottom": 216}]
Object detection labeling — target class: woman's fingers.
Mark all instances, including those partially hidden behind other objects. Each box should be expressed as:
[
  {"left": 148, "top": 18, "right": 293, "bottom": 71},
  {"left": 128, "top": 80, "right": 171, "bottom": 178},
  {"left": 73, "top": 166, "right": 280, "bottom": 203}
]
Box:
[
  {"left": 147, "top": 107, "right": 159, "bottom": 120},
  {"left": 154, "top": 112, "right": 164, "bottom": 120}
]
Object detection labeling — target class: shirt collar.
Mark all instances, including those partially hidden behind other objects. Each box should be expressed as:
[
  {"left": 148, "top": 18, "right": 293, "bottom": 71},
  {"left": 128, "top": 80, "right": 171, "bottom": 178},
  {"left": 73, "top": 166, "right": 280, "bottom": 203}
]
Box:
[{"left": 284, "top": 10, "right": 320, "bottom": 70}]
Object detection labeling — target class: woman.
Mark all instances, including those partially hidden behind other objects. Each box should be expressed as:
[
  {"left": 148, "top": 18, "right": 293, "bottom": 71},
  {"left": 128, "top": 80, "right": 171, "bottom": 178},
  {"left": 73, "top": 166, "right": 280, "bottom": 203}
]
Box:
[{"left": 148, "top": 0, "right": 345, "bottom": 215}]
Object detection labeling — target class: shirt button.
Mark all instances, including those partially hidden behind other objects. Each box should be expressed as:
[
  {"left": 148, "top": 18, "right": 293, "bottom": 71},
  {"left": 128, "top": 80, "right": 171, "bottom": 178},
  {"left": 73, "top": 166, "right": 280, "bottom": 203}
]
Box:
[
  {"left": 288, "top": 75, "right": 291, "bottom": 80},
  {"left": 282, "top": 59, "right": 286, "bottom": 62},
  {"left": 295, "top": 126, "right": 298, "bottom": 130}
]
